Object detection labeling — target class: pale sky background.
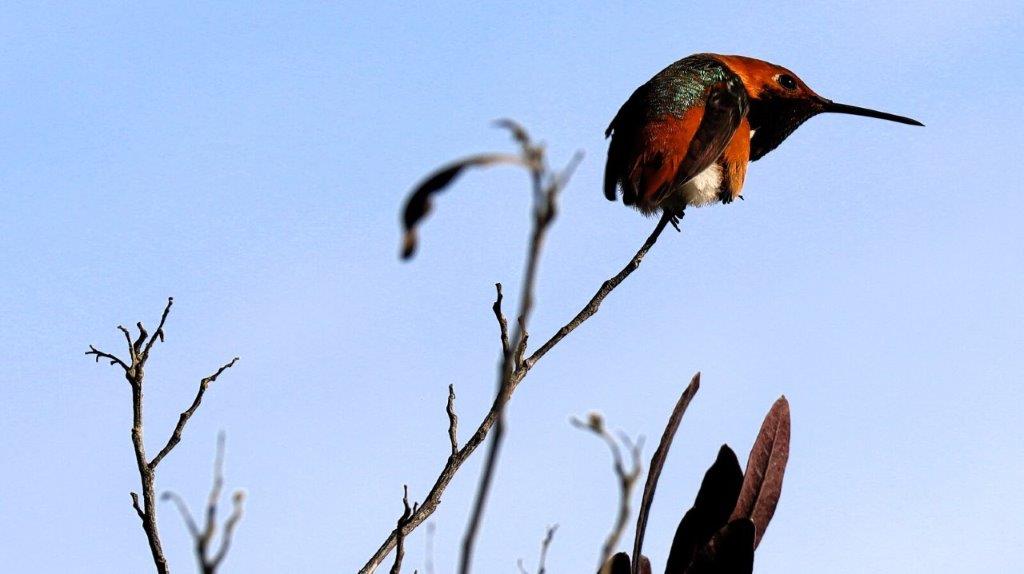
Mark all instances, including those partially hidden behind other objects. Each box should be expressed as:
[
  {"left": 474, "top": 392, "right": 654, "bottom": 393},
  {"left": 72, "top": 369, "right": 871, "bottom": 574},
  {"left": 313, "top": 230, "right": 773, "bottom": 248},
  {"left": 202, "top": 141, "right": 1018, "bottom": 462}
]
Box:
[{"left": 1, "top": 2, "right": 1022, "bottom": 573}]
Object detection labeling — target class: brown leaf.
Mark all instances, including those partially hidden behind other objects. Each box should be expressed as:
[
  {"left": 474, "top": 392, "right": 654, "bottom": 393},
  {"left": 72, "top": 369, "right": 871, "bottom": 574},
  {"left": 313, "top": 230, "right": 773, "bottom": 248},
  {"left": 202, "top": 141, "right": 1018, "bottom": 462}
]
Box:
[
  {"left": 631, "top": 372, "right": 701, "bottom": 574},
  {"left": 665, "top": 445, "right": 743, "bottom": 573},
  {"left": 399, "top": 153, "right": 524, "bottom": 260},
  {"left": 729, "top": 396, "right": 790, "bottom": 548},
  {"left": 685, "top": 519, "right": 754, "bottom": 574}
]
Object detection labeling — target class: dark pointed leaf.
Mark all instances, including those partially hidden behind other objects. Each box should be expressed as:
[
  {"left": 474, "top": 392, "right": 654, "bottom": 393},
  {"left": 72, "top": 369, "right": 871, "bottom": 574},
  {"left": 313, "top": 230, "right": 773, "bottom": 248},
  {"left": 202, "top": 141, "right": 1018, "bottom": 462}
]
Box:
[
  {"left": 399, "top": 153, "right": 524, "bottom": 260},
  {"left": 601, "top": 552, "right": 632, "bottom": 574},
  {"left": 665, "top": 445, "right": 743, "bottom": 573},
  {"left": 631, "top": 373, "right": 701, "bottom": 574},
  {"left": 686, "top": 519, "right": 755, "bottom": 574},
  {"left": 729, "top": 396, "right": 790, "bottom": 548}
]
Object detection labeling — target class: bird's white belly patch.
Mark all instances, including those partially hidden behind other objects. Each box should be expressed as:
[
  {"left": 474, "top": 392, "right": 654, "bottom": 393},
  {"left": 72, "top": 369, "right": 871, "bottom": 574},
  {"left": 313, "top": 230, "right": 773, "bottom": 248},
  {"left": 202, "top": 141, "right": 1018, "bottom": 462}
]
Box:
[{"left": 682, "top": 163, "right": 723, "bottom": 206}]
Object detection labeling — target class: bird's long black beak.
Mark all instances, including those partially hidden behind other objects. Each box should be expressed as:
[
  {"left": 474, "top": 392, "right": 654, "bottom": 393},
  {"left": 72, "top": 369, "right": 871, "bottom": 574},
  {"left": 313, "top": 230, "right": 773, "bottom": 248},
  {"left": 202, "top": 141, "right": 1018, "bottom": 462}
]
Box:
[{"left": 821, "top": 100, "right": 923, "bottom": 126}]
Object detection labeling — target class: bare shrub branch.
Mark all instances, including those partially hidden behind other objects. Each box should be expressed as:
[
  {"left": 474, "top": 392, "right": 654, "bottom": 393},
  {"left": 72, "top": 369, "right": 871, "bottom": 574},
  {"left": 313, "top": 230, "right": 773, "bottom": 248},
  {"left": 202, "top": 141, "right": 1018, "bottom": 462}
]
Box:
[
  {"left": 162, "top": 432, "right": 246, "bottom": 574},
  {"left": 150, "top": 357, "right": 239, "bottom": 470},
  {"left": 390, "top": 485, "right": 415, "bottom": 574},
  {"left": 86, "top": 298, "right": 238, "bottom": 574},
  {"left": 446, "top": 385, "right": 459, "bottom": 457},
  {"left": 571, "top": 413, "right": 644, "bottom": 570}
]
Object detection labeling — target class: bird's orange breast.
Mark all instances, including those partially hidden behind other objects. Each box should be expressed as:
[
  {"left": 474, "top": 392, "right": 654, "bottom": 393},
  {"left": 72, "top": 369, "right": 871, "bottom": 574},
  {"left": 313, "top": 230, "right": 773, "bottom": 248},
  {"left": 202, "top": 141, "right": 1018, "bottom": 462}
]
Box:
[{"left": 721, "top": 118, "right": 751, "bottom": 201}]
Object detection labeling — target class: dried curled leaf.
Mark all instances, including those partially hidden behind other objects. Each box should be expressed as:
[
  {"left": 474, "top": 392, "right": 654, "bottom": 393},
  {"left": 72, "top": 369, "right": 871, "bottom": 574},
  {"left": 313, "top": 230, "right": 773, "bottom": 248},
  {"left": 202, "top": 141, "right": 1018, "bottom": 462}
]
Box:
[
  {"left": 631, "top": 372, "right": 701, "bottom": 573},
  {"left": 685, "top": 519, "right": 755, "bottom": 574},
  {"left": 665, "top": 445, "right": 743, "bottom": 573},
  {"left": 729, "top": 396, "right": 790, "bottom": 548},
  {"left": 399, "top": 153, "right": 524, "bottom": 259}
]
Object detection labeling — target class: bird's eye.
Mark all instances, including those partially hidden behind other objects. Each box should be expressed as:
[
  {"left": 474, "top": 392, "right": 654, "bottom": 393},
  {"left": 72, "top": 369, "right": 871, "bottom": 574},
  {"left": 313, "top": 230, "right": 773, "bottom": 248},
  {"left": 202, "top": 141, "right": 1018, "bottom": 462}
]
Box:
[{"left": 777, "top": 74, "right": 798, "bottom": 90}]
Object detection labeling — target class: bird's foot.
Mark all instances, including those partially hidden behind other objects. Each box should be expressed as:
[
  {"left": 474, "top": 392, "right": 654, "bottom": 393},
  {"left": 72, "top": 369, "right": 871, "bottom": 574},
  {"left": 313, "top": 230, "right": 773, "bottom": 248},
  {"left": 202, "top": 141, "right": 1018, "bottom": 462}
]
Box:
[
  {"left": 667, "top": 208, "right": 684, "bottom": 232},
  {"left": 718, "top": 190, "right": 734, "bottom": 204}
]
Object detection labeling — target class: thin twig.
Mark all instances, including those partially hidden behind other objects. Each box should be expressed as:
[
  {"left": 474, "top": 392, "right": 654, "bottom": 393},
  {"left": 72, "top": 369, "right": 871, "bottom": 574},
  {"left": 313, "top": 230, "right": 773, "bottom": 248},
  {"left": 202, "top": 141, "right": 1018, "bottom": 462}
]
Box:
[
  {"left": 161, "top": 433, "right": 247, "bottom": 574},
  {"left": 572, "top": 414, "right": 644, "bottom": 570},
  {"left": 141, "top": 297, "right": 174, "bottom": 362},
  {"left": 86, "top": 345, "right": 130, "bottom": 371},
  {"left": 537, "top": 524, "right": 558, "bottom": 574},
  {"left": 446, "top": 385, "right": 459, "bottom": 457},
  {"left": 391, "top": 486, "right": 414, "bottom": 574},
  {"left": 492, "top": 283, "right": 510, "bottom": 358},
  {"left": 150, "top": 357, "right": 240, "bottom": 470}
]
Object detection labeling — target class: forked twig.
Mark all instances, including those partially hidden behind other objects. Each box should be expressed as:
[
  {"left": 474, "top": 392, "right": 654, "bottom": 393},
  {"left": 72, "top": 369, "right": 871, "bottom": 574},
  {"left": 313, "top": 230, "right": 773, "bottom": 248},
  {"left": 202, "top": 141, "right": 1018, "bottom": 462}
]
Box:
[
  {"left": 86, "top": 298, "right": 238, "bottom": 574},
  {"left": 571, "top": 414, "right": 644, "bottom": 570},
  {"left": 162, "top": 433, "right": 246, "bottom": 574}
]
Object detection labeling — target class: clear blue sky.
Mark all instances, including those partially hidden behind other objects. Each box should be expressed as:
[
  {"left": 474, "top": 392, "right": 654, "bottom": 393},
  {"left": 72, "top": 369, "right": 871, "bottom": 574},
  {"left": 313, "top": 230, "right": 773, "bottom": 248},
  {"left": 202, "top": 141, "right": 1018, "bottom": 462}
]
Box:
[{"left": 1, "top": 2, "right": 1021, "bottom": 572}]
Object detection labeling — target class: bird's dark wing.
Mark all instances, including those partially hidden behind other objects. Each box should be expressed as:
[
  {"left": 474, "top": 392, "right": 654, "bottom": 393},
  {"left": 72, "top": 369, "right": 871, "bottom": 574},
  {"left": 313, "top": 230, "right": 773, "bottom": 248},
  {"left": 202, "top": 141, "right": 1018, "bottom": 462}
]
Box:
[
  {"left": 653, "top": 76, "right": 749, "bottom": 205},
  {"left": 604, "top": 82, "right": 652, "bottom": 205}
]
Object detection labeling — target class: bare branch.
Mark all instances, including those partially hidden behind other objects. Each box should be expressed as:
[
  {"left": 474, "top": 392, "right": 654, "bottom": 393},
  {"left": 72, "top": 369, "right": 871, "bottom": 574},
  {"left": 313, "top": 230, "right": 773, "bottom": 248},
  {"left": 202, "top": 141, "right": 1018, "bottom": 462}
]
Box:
[
  {"left": 86, "top": 298, "right": 237, "bottom": 574},
  {"left": 211, "top": 491, "right": 245, "bottom": 569},
  {"left": 572, "top": 414, "right": 644, "bottom": 570},
  {"left": 522, "top": 210, "right": 672, "bottom": 372},
  {"left": 131, "top": 491, "right": 146, "bottom": 520},
  {"left": 163, "top": 434, "right": 246, "bottom": 574},
  {"left": 141, "top": 297, "right": 173, "bottom": 362},
  {"left": 513, "top": 316, "right": 529, "bottom": 370},
  {"left": 391, "top": 485, "right": 414, "bottom": 574},
  {"left": 133, "top": 322, "right": 148, "bottom": 360},
  {"left": 516, "top": 525, "right": 559, "bottom": 574},
  {"left": 446, "top": 385, "right": 458, "bottom": 457},
  {"left": 86, "top": 345, "right": 130, "bottom": 371},
  {"left": 492, "top": 283, "right": 510, "bottom": 358},
  {"left": 149, "top": 357, "right": 239, "bottom": 470},
  {"left": 118, "top": 325, "right": 138, "bottom": 363},
  {"left": 537, "top": 524, "right": 558, "bottom": 574},
  {"left": 161, "top": 491, "right": 200, "bottom": 538},
  {"left": 203, "top": 433, "right": 227, "bottom": 547}
]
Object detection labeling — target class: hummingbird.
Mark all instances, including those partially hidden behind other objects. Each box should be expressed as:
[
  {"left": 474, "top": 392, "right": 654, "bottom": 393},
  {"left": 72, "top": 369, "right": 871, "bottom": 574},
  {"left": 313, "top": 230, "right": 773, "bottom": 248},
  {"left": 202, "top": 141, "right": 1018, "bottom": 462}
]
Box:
[{"left": 604, "top": 53, "right": 922, "bottom": 222}]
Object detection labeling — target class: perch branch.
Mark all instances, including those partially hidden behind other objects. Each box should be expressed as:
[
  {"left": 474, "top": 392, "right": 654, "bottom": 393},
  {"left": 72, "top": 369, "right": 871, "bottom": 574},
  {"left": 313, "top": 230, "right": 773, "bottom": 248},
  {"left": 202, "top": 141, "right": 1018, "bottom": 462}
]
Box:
[
  {"left": 362, "top": 125, "right": 674, "bottom": 574},
  {"left": 522, "top": 211, "right": 672, "bottom": 372}
]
